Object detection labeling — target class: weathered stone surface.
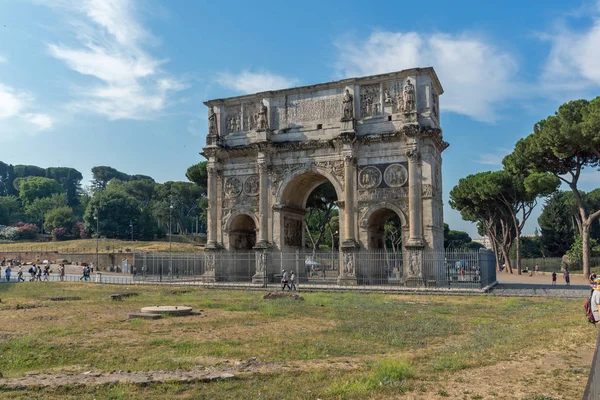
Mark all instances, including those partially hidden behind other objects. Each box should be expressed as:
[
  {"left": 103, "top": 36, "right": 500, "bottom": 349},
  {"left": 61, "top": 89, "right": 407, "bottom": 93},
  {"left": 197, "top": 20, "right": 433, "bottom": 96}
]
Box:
[
  {"left": 140, "top": 306, "right": 193, "bottom": 316},
  {"left": 202, "top": 67, "right": 447, "bottom": 284}
]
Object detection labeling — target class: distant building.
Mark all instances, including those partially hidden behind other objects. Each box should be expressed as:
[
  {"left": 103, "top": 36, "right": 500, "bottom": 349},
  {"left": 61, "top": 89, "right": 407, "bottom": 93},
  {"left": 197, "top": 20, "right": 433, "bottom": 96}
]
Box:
[{"left": 472, "top": 237, "right": 493, "bottom": 250}]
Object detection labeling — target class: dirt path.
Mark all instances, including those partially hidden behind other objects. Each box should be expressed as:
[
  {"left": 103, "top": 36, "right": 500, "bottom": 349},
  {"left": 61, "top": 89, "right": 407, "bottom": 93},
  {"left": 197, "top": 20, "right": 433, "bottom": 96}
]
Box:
[{"left": 0, "top": 357, "right": 363, "bottom": 390}]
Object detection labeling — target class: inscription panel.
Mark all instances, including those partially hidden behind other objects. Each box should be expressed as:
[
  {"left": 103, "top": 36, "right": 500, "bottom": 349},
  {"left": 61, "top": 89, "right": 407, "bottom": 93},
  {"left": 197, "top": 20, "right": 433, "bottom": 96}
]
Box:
[{"left": 272, "top": 89, "right": 343, "bottom": 129}]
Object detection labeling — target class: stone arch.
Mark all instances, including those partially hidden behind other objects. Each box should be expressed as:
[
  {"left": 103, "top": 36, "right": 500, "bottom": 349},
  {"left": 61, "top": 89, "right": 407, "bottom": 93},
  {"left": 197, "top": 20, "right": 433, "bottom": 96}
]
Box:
[
  {"left": 360, "top": 202, "right": 408, "bottom": 250},
  {"left": 226, "top": 212, "right": 258, "bottom": 250},
  {"left": 274, "top": 166, "right": 343, "bottom": 250},
  {"left": 276, "top": 165, "right": 344, "bottom": 208}
]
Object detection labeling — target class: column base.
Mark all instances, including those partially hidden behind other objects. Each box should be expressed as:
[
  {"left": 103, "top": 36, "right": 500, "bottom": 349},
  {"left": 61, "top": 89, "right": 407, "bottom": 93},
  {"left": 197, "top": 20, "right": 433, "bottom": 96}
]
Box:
[
  {"left": 341, "top": 239, "right": 359, "bottom": 249},
  {"left": 388, "top": 267, "right": 402, "bottom": 283},
  {"left": 253, "top": 240, "right": 270, "bottom": 249},
  {"left": 201, "top": 270, "right": 216, "bottom": 283},
  {"left": 337, "top": 275, "right": 358, "bottom": 286},
  {"left": 205, "top": 241, "right": 220, "bottom": 250},
  {"left": 252, "top": 274, "right": 267, "bottom": 284}
]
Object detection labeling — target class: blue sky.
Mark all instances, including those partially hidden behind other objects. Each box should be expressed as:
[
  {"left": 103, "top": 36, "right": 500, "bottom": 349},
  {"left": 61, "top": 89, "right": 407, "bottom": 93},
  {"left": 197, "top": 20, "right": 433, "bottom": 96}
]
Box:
[{"left": 1, "top": 0, "right": 599, "bottom": 237}]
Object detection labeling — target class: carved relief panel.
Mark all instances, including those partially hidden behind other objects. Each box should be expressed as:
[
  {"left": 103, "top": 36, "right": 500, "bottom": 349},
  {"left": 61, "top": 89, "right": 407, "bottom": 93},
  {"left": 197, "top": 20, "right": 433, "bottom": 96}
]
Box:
[
  {"left": 224, "top": 105, "right": 242, "bottom": 135},
  {"left": 243, "top": 102, "right": 259, "bottom": 131},
  {"left": 283, "top": 217, "right": 302, "bottom": 247},
  {"left": 359, "top": 84, "right": 381, "bottom": 118}
]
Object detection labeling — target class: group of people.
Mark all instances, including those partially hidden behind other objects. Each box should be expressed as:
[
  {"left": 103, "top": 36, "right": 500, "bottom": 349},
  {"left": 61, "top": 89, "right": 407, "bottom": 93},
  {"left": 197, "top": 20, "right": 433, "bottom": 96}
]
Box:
[
  {"left": 280, "top": 269, "right": 297, "bottom": 290},
  {"left": 550, "top": 267, "right": 570, "bottom": 285},
  {"left": 0, "top": 257, "right": 70, "bottom": 282}
]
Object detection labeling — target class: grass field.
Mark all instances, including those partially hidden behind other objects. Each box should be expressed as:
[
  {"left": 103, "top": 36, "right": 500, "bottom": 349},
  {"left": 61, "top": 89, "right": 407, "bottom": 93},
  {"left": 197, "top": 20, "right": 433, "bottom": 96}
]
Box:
[
  {"left": 0, "top": 238, "right": 205, "bottom": 253},
  {"left": 0, "top": 283, "right": 595, "bottom": 399}
]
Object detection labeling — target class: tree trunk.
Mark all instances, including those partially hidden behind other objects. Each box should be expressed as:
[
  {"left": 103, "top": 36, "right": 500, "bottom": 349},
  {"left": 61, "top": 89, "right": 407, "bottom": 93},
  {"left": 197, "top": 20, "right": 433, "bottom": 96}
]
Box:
[
  {"left": 582, "top": 223, "right": 591, "bottom": 279},
  {"left": 502, "top": 247, "right": 514, "bottom": 274},
  {"left": 515, "top": 231, "right": 521, "bottom": 275}
]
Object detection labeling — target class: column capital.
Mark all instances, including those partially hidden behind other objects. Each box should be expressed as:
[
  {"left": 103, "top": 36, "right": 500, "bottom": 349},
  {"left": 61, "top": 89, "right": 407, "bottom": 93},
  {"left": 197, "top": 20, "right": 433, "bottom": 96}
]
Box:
[{"left": 406, "top": 147, "right": 420, "bottom": 163}]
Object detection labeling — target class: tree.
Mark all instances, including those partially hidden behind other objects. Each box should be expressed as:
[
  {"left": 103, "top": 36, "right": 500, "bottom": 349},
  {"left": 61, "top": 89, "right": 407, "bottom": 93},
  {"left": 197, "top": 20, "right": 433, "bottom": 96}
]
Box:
[
  {"left": 45, "top": 167, "right": 83, "bottom": 206},
  {"left": 0, "top": 161, "right": 16, "bottom": 196},
  {"left": 25, "top": 193, "right": 68, "bottom": 225},
  {"left": 18, "top": 177, "right": 63, "bottom": 207},
  {"left": 450, "top": 171, "right": 516, "bottom": 273},
  {"left": 44, "top": 206, "right": 75, "bottom": 232},
  {"left": 13, "top": 164, "right": 46, "bottom": 178},
  {"left": 500, "top": 151, "right": 560, "bottom": 274},
  {"left": 444, "top": 223, "right": 472, "bottom": 249},
  {"left": 186, "top": 162, "right": 208, "bottom": 192},
  {"left": 0, "top": 196, "right": 22, "bottom": 225},
  {"left": 84, "top": 190, "right": 149, "bottom": 239},
  {"left": 512, "top": 98, "right": 600, "bottom": 278},
  {"left": 304, "top": 182, "right": 338, "bottom": 251},
  {"left": 91, "top": 166, "right": 130, "bottom": 191},
  {"left": 538, "top": 191, "right": 576, "bottom": 257}
]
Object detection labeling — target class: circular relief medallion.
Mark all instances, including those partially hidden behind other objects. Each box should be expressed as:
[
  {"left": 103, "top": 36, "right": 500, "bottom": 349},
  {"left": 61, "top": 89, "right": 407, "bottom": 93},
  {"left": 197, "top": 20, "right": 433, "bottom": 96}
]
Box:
[
  {"left": 358, "top": 166, "right": 382, "bottom": 189},
  {"left": 384, "top": 164, "right": 408, "bottom": 187},
  {"left": 224, "top": 177, "right": 242, "bottom": 198},
  {"left": 243, "top": 175, "right": 259, "bottom": 196}
]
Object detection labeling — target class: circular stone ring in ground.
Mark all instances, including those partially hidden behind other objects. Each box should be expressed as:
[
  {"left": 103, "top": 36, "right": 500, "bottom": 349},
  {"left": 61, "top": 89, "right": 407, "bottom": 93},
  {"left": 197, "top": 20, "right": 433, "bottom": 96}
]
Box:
[{"left": 140, "top": 306, "right": 193, "bottom": 316}]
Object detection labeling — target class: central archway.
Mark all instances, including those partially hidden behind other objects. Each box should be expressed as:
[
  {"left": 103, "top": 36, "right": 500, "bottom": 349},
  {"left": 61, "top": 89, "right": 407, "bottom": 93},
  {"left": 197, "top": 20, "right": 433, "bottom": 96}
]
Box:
[{"left": 358, "top": 203, "right": 408, "bottom": 284}]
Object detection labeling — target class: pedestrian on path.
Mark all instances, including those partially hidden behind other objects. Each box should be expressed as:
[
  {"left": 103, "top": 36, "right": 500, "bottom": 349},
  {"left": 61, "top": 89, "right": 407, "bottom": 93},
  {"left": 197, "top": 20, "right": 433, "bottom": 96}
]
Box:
[
  {"left": 281, "top": 269, "right": 290, "bottom": 290},
  {"left": 290, "top": 271, "right": 297, "bottom": 290},
  {"left": 5, "top": 265, "right": 11, "bottom": 281},
  {"left": 17, "top": 266, "right": 24, "bottom": 282},
  {"left": 59, "top": 264, "right": 65, "bottom": 281},
  {"left": 564, "top": 267, "right": 570, "bottom": 286},
  {"left": 552, "top": 271, "right": 557, "bottom": 285},
  {"left": 36, "top": 265, "right": 42, "bottom": 282}
]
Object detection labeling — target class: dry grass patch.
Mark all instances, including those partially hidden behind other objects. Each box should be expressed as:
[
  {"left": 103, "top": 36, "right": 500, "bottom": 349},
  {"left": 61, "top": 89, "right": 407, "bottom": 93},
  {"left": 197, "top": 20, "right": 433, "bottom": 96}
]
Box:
[{"left": 0, "top": 284, "right": 595, "bottom": 399}]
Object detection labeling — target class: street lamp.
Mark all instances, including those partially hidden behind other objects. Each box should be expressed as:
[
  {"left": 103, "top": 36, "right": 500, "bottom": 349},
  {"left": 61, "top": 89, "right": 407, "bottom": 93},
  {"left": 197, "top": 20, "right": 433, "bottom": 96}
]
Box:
[
  {"left": 169, "top": 203, "right": 173, "bottom": 279},
  {"left": 94, "top": 210, "right": 99, "bottom": 271}
]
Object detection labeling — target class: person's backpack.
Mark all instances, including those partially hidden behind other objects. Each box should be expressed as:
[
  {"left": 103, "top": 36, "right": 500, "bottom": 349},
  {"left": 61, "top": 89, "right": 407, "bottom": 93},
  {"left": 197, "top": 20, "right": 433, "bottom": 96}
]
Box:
[{"left": 585, "top": 296, "right": 597, "bottom": 323}]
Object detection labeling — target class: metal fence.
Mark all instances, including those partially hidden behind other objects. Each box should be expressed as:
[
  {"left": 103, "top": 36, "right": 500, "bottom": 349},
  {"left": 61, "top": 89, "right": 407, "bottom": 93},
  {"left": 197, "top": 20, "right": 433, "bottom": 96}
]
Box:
[
  {"left": 510, "top": 257, "right": 600, "bottom": 272},
  {"left": 130, "top": 248, "right": 496, "bottom": 290},
  {"left": 583, "top": 328, "right": 600, "bottom": 400}
]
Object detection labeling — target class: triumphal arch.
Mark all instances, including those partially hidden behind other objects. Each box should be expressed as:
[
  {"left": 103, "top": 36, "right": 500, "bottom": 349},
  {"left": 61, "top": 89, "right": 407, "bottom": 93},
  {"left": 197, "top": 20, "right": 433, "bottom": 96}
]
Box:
[{"left": 201, "top": 67, "right": 448, "bottom": 285}]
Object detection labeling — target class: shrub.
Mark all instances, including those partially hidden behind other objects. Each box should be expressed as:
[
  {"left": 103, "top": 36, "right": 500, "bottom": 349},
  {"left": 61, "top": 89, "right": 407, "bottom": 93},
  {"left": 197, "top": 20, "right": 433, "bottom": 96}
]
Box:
[
  {"left": 0, "top": 226, "right": 21, "bottom": 241},
  {"left": 18, "top": 223, "right": 39, "bottom": 239},
  {"left": 52, "top": 227, "right": 70, "bottom": 241},
  {"left": 71, "top": 221, "right": 89, "bottom": 239}
]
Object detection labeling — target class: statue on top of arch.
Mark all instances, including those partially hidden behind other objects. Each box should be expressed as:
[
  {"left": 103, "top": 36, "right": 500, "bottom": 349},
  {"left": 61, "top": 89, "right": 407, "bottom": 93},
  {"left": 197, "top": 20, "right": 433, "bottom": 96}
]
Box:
[{"left": 255, "top": 101, "right": 269, "bottom": 131}]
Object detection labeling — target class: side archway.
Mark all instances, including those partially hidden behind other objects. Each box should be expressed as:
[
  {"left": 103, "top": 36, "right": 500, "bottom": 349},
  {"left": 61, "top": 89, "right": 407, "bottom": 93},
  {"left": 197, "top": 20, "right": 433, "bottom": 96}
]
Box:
[
  {"left": 225, "top": 212, "right": 259, "bottom": 250},
  {"left": 359, "top": 202, "right": 408, "bottom": 250}
]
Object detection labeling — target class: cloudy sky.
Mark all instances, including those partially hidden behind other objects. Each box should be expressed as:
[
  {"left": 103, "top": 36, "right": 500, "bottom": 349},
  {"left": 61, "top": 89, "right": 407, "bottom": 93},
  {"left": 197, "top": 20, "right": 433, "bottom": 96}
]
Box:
[{"left": 1, "top": 0, "right": 599, "bottom": 236}]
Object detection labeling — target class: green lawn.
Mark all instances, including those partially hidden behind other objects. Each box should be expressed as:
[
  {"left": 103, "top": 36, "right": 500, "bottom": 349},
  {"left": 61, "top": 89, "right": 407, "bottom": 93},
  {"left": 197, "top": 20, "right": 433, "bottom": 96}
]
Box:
[{"left": 0, "top": 283, "right": 594, "bottom": 399}]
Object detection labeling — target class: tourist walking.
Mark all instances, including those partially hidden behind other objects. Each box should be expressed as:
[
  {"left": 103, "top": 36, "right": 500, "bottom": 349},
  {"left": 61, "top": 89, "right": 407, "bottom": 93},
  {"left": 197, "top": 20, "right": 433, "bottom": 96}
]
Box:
[
  {"left": 90, "top": 263, "right": 94, "bottom": 274},
  {"left": 36, "top": 265, "right": 42, "bottom": 282},
  {"left": 564, "top": 267, "right": 570, "bottom": 286},
  {"left": 281, "top": 269, "right": 290, "bottom": 290},
  {"left": 552, "top": 271, "right": 557, "bottom": 285},
  {"left": 17, "top": 265, "right": 24, "bottom": 282},
  {"left": 59, "top": 264, "right": 65, "bottom": 281},
  {"left": 290, "top": 271, "right": 297, "bottom": 290},
  {"left": 43, "top": 265, "right": 50, "bottom": 281},
  {"left": 5, "top": 265, "right": 11, "bottom": 281}
]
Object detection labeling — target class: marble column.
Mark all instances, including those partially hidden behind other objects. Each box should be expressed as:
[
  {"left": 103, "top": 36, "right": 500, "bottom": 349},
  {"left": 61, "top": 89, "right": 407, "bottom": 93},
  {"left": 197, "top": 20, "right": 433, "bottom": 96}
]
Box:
[
  {"left": 342, "top": 155, "right": 356, "bottom": 245},
  {"left": 256, "top": 157, "right": 269, "bottom": 247},
  {"left": 206, "top": 161, "right": 218, "bottom": 248},
  {"left": 406, "top": 147, "right": 422, "bottom": 245}
]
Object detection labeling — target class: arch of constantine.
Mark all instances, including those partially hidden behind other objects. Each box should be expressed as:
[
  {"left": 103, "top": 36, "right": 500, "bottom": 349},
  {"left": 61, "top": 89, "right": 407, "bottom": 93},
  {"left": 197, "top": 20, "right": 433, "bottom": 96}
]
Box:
[{"left": 201, "top": 67, "right": 448, "bottom": 286}]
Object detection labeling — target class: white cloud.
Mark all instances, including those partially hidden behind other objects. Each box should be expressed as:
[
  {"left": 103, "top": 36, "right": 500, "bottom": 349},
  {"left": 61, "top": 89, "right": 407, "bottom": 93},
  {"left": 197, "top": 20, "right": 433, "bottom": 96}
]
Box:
[
  {"left": 0, "top": 84, "right": 53, "bottom": 132},
  {"left": 474, "top": 148, "right": 511, "bottom": 166},
  {"left": 540, "top": 6, "right": 600, "bottom": 92},
  {"left": 24, "top": 113, "right": 55, "bottom": 131},
  {"left": 45, "top": 0, "right": 184, "bottom": 120},
  {"left": 334, "top": 31, "right": 519, "bottom": 123},
  {"left": 216, "top": 70, "right": 299, "bottom": 94}
]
